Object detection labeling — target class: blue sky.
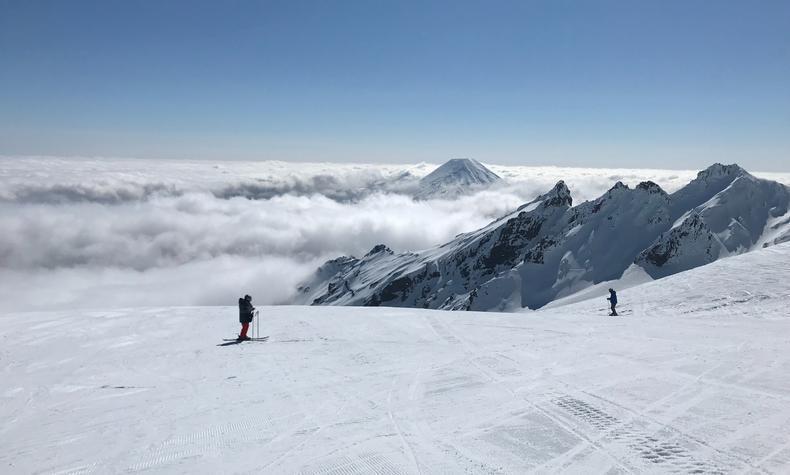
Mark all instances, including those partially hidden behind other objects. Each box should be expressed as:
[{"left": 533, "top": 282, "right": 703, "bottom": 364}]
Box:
[{"left": 1, "top": 1, "right": 789, "bottom": 170}]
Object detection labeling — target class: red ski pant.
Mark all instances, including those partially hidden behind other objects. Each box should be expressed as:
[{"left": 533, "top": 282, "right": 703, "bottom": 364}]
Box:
[{"left": 239, "top": 322, "right": 250, "bottom": 338}]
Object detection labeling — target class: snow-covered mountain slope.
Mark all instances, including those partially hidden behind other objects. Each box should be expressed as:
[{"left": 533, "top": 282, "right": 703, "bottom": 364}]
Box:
[
  {"left": 295, "top": 181, "right": 577, "bottom": 310},
  {"left": 414, "top": 158, "right": 501, "bottom": 200},
  {"left": 299, "top": 163, "right": 790, "bottom": 310},
  {"left": 4, "top": 243, "right": 790, "bottom": 473},
  {"left": 668, "top": 163, "right": 751, "bottom": 220},
  {"left": 544, "top": 240, "right": 790, "bottom": 319},
  {"left": 637, "top": 168, "right": 790, "bottom": 278}
]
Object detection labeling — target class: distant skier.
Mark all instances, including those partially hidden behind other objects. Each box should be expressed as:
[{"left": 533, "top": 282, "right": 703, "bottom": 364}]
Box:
[
  {"left": 238, "top": 294, "right": 255, "bottom": 341},
  {"left": 607, "top": 288, "right": 618, "bottom": 316}
]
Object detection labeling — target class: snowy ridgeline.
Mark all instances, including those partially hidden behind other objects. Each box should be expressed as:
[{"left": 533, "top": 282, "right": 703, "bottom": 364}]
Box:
[
  {"left": 2, "top": 243, "right": 790, "bottom": 473},
  {"left": 297, "top": 163, "right": 790, "bottom": 311}
]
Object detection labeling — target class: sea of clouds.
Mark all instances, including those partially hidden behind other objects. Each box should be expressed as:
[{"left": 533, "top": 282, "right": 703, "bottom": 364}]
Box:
[{"left": 2, "top": 156, "right": 788, "bottom": 312}]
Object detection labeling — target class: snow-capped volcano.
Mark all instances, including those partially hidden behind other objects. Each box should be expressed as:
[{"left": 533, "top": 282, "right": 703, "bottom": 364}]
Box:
[
  {"left": 297, "top": 163, "right": 790, "bottom": 311},
  {"left": 414, "top": 158, "right": 501, "bottom": 199}
]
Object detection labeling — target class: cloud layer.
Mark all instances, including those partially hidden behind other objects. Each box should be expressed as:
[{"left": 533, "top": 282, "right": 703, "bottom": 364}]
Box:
[{"left": 2, "top": 157, "right": 788, "bottom": 312}]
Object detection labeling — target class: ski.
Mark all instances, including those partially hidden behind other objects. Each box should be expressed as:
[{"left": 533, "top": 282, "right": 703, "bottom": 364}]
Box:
[{"left": 222, "top": 337, "right": 269, "bottom": 342}]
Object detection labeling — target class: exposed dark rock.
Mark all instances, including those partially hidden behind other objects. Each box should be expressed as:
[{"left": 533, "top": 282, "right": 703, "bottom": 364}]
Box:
[{"left": 365, "top": 244, "right": 393, "bottom": 257}]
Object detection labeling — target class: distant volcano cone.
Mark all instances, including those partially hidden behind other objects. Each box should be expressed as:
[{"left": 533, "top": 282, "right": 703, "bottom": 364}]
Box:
[{"left": 414, "top": 158, "right": 501, "bottom": 199}]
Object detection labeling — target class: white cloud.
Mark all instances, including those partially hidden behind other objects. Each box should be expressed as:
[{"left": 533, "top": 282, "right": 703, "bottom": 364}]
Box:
[
  {"left": 0, "top": 256, "right": 321, "bottom": 311},
  {"left": 0, "top": 188, "right": 524, "bottom": 311},
  {"left": 2, "top": 156, "right": 788, "bottom": 312}
]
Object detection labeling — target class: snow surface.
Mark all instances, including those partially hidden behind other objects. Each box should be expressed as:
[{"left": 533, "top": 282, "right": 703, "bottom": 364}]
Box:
[{"left": 3, "top": 243, "right": 790, "bottom": 473}]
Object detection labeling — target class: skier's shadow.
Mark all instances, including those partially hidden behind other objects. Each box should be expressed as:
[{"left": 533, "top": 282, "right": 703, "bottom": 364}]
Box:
[
  {"left": 217, "top": 336, "right": 269, "bottom": 347},
  {"left": 217, "top": 340, "right": 242, "bottom": 347}
]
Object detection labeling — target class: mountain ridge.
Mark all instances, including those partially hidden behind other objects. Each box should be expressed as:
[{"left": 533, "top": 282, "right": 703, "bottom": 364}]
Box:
[{"left": 296, "top": 163, "right": 790, "bottom": 310}]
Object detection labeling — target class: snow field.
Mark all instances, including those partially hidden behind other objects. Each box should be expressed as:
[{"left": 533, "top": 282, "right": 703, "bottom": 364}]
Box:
[{"left": 2, "top": 244, "right": 790, "bottom": 473}]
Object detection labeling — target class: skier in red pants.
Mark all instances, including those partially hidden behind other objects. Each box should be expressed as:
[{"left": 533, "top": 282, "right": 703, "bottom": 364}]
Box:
[{"left": 238, "top": 294, "right": 255, "bottom": 341}]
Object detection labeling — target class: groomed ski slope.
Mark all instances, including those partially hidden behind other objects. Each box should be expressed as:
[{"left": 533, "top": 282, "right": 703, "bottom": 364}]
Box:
[{"left": 3, "top": 244, "right": 790, "bottom": 474}]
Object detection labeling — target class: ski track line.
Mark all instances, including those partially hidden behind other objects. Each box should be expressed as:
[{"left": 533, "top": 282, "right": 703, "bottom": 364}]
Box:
[
  {"left": 422, "top": 315, "right": 444, "bottom": 343},
  {"left": 407, "top": 365, "right": 423, "bottom": 402},
  {"left": 257, "top": 348, "right": 398, "bottom": 474},
  {"left": 419, "top": 317, "right": 533, "bottom": 471},
  {"left": 255, "top": 416, "right": 328, "bottom": 473},
  {"left": 577, "top": 388, "right": 767, "bottom": 474},
  {"left": 402, "top": 367, "right": 463, "bottom": 472},
  {"left": 18, "top": 412, "right": 143, "bottom": 474},
  {"left": 528, "top": 439, "right": 590, "bottom": 474},
  {"left": 49, "top": 461, "right": 100, "bottom": 475},
  {"left": 580, "top": 357, "right": 726, "bottom": 434},
  {"left": 123, "top": 383, "right": 307, "bottom": 471},
  {"left": 310, "top": 335, "right": 434, "bottom": 474},
  {"left": 401, "top": 363, "right": 483, "bottom": 473},
  {"left": 752, "top": 437, "right": 790, "bottom": 472},
  {"left": 252, "top": 364, "right": 373, "bottom": 471},
  {"left": 299, "top": 452, "right": 405, "bottom": 475},
  {"left": 551, "top": 393, "right": 723, "bottom": 474},
  {"left": 483, "top": 360, "right": 636, "bottom": 473},
  {"left": 599, "top": 351, "right": 790, "bottom": 405},
  {"left": 125, "top": 411, "right": 294, "bottom": 472},
  {"left": 387, "top": 376, "right": 422, "bottom": 475},
  {"left": 430, "top": 315, "right": 637, "bottom": 474},
  {"left": 458, "top": 316, "right": 704, "bottom": 470},
  {"left": 283, "top": 383, "right": 407, "bottom": 475},
  {"left": 540, "top": 327, "right": 760, "bottom": 472},
  {"left": 294, "top": 427, "right": 407, "bottom": 475}
]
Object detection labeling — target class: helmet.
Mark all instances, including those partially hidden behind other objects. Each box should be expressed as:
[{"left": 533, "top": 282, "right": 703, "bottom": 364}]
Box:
[{"left": 244, "top": 294, "right": 252, "bottom": 301}]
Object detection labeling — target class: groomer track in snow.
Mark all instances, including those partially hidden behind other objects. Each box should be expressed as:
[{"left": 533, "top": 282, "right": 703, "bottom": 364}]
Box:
[{"left": 3, "top": 244, "right": 790, "bottom": 473}]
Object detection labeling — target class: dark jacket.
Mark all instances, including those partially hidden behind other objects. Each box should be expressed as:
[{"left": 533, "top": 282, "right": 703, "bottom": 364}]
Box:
[
  {"left": 607, "top": 290, "right": 617, "bottom": 305},
  {"left": 239, "top": 298, "right": 254, "bottom": 323}
]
